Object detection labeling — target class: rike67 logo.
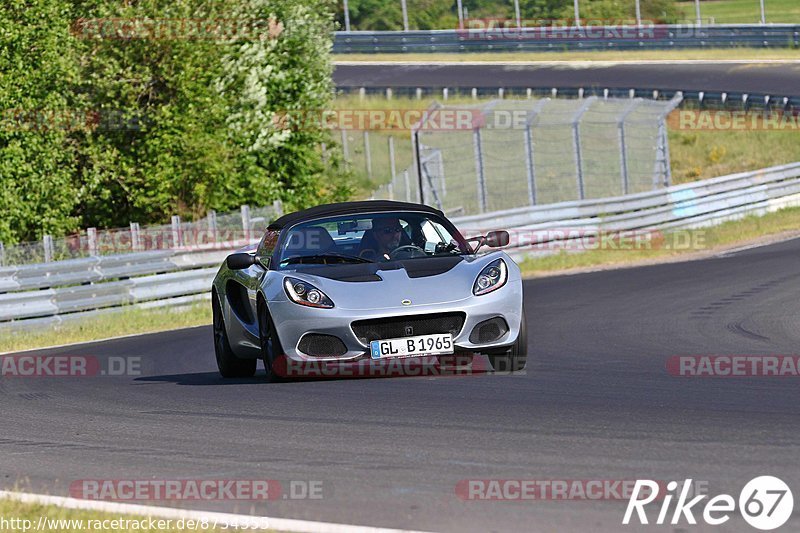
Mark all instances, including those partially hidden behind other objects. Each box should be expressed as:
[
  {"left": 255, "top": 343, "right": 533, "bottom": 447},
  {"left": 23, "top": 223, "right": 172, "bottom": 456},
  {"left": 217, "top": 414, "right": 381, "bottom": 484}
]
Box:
[{"left": 623, "top": 477, "right": 793, "bottom": 530}]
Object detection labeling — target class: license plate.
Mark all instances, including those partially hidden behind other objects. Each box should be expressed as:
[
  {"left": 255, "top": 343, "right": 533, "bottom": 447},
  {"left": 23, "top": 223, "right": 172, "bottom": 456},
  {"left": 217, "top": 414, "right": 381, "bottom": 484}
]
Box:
[{"left": 370, "top": 334, "right": 454, "bottom": 360}]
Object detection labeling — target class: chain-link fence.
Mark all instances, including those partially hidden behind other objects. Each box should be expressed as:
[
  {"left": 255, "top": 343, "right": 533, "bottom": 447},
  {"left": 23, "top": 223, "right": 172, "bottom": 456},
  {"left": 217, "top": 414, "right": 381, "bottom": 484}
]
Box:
[
  {"left": 370, "top": 96, "right": 682, "bottom": 217},
  {"left": 0, "top": 202, "right": 284, "bottom": 266},
  {"left": 338, "top": 0, "right": 785, "bottom": 31}
]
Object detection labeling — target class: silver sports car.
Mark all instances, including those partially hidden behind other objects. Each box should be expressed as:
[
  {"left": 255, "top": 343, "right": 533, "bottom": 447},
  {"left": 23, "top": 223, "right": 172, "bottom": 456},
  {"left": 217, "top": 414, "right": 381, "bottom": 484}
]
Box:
[{"left": 211, "top": 200, "right": 526, "bottom": 380}]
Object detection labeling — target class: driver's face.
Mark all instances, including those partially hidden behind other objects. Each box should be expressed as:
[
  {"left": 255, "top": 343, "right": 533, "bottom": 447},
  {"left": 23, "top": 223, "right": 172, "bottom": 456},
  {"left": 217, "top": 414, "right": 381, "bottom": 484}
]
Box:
[{"left": 373, "top": 218, "right": 402, "bottom": 251}]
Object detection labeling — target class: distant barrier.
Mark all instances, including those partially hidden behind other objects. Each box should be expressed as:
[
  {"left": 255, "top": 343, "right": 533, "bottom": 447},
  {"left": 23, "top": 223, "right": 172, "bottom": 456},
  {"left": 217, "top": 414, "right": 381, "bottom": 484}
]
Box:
[{"left": 333, "top": 25, "right": 800, "bottom": 53}]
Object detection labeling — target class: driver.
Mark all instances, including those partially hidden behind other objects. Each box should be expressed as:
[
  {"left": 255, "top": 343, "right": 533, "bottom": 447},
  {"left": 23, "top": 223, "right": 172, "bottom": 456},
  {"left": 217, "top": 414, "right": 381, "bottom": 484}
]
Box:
[{"left": 359, "top": 217, "right": 404, "bottom": 261}]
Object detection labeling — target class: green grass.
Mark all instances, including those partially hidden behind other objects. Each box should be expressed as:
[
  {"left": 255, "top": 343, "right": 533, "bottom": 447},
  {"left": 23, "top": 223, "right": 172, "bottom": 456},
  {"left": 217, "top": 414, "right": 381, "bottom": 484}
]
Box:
[
  {"left": 0, "top": 302, "right": 211, "bottom": 354},
  {"left": 669, "top": 125, "right": 800, "bottom": 183},
  {"left": 519, "top": 205, "right": 800, "bottom": 276},
  {"left": 676, "top": 0, "right": 800, "bottom": 24},
  {"left": 0, "top": 498, "right": 247, "bottom": 532},
  {"left": 334, "top": 48, "right": 800, "bottom": 63}
]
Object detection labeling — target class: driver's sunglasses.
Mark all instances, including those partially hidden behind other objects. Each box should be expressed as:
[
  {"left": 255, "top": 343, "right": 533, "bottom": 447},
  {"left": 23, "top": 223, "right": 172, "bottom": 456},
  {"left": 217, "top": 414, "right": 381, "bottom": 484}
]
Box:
[{"left": 379, "top": 226, "right": 403, "bottom": 234}]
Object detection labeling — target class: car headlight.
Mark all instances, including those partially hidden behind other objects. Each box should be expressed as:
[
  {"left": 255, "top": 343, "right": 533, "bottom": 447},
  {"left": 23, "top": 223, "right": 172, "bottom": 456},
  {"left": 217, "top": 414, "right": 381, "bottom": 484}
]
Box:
[
  {"left": 284, "top": 278, "right": 334, "bottom": 308},
  {"left": 473, "top": 259, "right": 507, "bottom": 296}
]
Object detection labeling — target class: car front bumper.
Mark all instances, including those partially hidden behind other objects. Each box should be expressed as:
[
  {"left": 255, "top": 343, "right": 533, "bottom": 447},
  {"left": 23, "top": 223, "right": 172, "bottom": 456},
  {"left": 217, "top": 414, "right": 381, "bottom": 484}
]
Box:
[{"left": 268, "top": 280, "right": 524, "bottom": 362}]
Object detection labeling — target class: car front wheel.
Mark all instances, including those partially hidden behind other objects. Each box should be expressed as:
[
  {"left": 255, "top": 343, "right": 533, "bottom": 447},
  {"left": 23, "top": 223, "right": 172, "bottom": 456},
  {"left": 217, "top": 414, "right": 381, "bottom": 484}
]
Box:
[{"left": 258, "top": 301, "right": 285, "bottom": 382}]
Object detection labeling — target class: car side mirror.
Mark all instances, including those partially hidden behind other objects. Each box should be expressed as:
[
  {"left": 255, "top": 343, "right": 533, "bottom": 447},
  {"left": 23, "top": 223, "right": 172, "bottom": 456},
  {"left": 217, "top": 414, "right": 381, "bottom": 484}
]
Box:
[
  {"left": 484, "top": 230, "right": 510, "bottom": 248},
  {"left": 226, "top": 253, "right": 256, "bottom": 270}
]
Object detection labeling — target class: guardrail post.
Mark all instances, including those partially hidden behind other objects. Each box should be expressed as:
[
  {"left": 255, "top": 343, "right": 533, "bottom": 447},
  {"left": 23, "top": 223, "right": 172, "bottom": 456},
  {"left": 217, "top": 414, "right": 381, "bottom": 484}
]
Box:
[
  {"left": 273, "top": 200, "right": 284, "bottom": 217},
  {"left": 87, "top": 227, "right": 98, "bottom": 256},
  {"left": 130, "top": 222, "right": 141, "bottom": 252},
  {"left": 43, "top": 235, "right": 53, "bottom": 263},
  {"left": 364, "top": 130, "right": 373, "bottom": 180},
  {"left": 571, "top": 96, "right": 597, "bottom": 200},
  {"left": 473, "top": 126, "right": 487, "bottom": 213},
  {"left": 240, "top": 206, "right": 250, "bottom": 242}
]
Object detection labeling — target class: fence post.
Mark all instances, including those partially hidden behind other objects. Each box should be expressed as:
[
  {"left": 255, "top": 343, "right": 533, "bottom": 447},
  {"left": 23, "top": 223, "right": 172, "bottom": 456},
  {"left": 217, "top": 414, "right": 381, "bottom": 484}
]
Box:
[
  {"left": 320, "top": 142, "right": 328, "bottom": 165},
  {"left": 240, "top": 205, "right": 251, "bottom": 242},
  {"left": 654, "top": 93, "right": 683, "bottom": 188},
  {"left": 364, "top": 130, "right": 373, "bottom": 180},
  {"left": 171, "top": 215, "right": 182, "bottom": 248},
  {"left": 573, "top": 0, "right": 581, "bottom": 27},
  {"left": 0, "top": 242, "right": 4, "bottom": 267},
  {"left": 273, "top": 200, "right": 284, "bottom": 217},
  {"left": 130, "top": 222, "right": 140, "bottom": 252},
  {"left": 457, "top": 0, "right": 464, "bottom": 29},
  {"left": 87, "top": 227, "right": 98, "bottom": 256},
  {"left": 524, "top": 98, "right": 550, "bottom": 206},
  {"left": 388, "top": 136, "right": 397, "bottom": 183},
  {"left": 43, "top": 234, "right": 53, "bottom": 263},
  {"left": 208, "top": 210, "right": 218, "bottom": 244},
  {"left": 401, "top": 0, "right": 409, "bottom": 31},
  {"left": 413, "top": 130, "right": 425, "bottom": 204},
  {"left": 571, "top": 96, "right": 597, "bottom": 200},
  {"left": 694, "top": 0, "right": 701, "bottom": 26},
  {"left": 340, "top": 129, "right": 349, "bottom": 163},
  {"left": 473, "top": 126, "right": 487, "bottom": 213},
  {"left": 403, "top": 170, "right": 412, "bottom": 202},
  {"left": 514, "top": 0, "right": 521, "bottom": 29},
  {"left": 343, "top": 0, "right": 351, "bottom": 32},
  {"left": 618, "top": 99, "right": 643, "bottom": 196},
  {"left": 760, "top": 0, "right": 766, "bottom": 24}
]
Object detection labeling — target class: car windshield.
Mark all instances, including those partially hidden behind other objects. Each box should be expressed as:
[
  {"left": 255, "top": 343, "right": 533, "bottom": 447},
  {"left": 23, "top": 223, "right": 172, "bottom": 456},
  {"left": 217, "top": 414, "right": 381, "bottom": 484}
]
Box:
[{"left": 277, "top": 211, "right": 470, "bottom": 268}]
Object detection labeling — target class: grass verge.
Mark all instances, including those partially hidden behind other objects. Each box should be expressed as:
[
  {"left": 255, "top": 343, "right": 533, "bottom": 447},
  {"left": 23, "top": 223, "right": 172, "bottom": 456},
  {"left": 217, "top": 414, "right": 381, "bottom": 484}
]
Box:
[
  {"left": 0, "top": 302, "right": 211, "bottom": 354},
  {"left": 0, "top": 498, "right": 243, "bottom": 532},
  {"left": 676, "top": 0, "right": 800, "bottom": 24},
  {"left": 334, "top": 49, "right": 800, "bottom": 63},
  {"left": 518, "top": 205, "right": 800, "bottom": 276}
]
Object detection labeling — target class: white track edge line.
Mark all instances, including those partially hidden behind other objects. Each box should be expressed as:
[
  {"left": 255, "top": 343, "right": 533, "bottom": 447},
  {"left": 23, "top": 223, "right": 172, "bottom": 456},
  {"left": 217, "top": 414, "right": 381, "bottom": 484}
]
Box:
[{"left": 0, "top": 491, "right": 435, "bottom": 533}]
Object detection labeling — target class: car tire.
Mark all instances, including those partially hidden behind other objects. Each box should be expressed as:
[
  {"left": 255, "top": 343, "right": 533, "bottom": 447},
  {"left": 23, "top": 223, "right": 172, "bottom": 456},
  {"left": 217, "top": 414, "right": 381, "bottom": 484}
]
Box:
[
  {"left": 213, "top": 294, "right": 257, "bottom": 378},
  {"left": 488, "top": 309, "right": 528, "bottom": 373},
  {"left": 258, "top": 301, "right": 285, "bottom": 382}
]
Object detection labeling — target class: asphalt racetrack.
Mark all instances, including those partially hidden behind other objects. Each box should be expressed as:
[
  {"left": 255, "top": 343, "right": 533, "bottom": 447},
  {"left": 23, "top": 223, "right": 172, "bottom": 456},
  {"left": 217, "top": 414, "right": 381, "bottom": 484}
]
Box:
[
  {"left": 333, "top": 61, "right": 800, "bottom": 97},
  {"left": 3, "top": 237, "right": 800, "bottom": 532}
]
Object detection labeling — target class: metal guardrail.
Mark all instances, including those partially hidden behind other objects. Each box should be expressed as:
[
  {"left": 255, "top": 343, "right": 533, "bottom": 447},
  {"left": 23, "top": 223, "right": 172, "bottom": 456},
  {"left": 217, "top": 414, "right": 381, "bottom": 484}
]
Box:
[
  {"left": 3, "top": 162, "right": 800, "bottom": 329},
  {"left": 452, "top": 162, "right": 800, "bottom": 253},
  {"left": 333, "top": 25, "right": 800, "bottom": 53},
  {"left": 0, "top": 248, "right": 235, "bottom": 329}
]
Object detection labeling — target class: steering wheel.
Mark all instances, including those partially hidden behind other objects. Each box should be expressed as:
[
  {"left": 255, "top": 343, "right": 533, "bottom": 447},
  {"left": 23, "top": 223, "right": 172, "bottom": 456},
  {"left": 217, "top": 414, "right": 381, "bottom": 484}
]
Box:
[{"left": 389, "top": 245, "right": 427, "bottom": 260}]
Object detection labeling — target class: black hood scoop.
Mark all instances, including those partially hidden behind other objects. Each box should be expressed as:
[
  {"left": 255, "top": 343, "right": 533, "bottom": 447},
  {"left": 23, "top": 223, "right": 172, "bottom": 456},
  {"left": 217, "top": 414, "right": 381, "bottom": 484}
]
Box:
[{"left": 295, "top": 255, "right": 464, "bottom": 282}]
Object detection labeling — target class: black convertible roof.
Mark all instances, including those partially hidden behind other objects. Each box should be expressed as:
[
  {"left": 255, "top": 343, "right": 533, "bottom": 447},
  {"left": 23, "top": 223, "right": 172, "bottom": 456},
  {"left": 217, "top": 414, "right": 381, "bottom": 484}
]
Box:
[{"left": 267, "top": 200, "right": 445, "bottom": 231}]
